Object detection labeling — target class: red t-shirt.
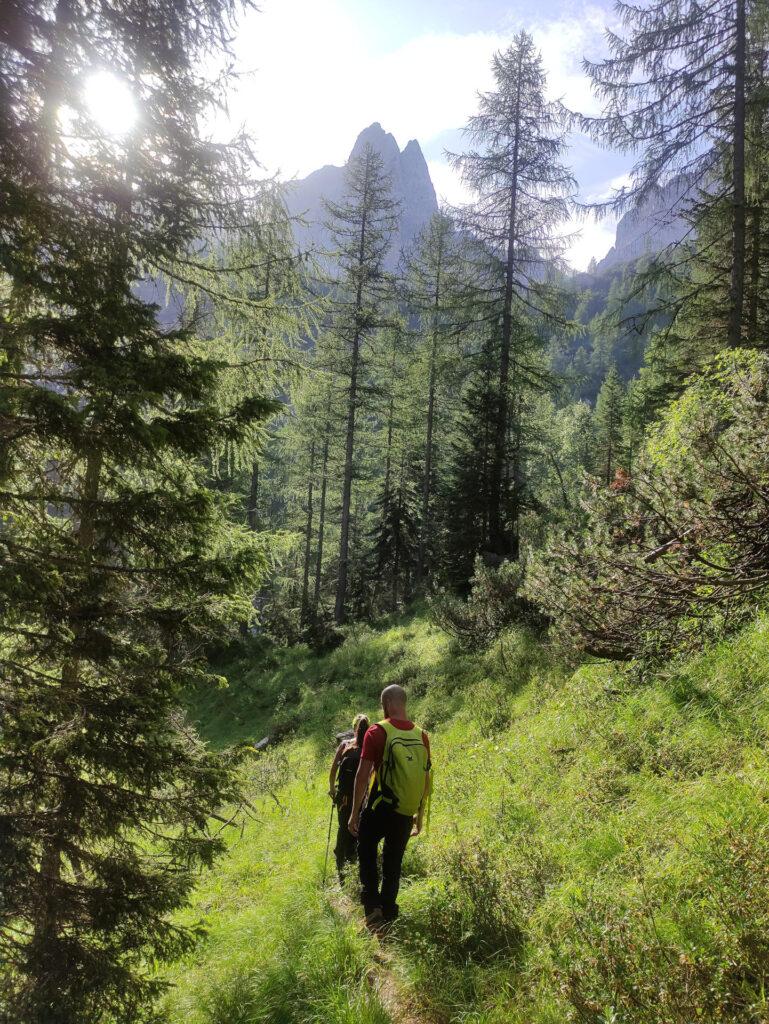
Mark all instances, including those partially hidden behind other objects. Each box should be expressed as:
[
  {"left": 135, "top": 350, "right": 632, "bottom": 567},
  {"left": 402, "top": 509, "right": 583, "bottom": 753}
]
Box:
[{"left": 361, "top": 719, "right": 431, "bottom": 769}]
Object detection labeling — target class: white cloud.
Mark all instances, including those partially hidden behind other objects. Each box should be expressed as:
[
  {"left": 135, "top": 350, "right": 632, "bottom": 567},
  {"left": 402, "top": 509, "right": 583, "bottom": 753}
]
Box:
[
  {"left": 585, "top": 171, "right": 634, "bottom": 204},
  {"left": 563, "top": 215, "right": 618, "bottom": 271},
  {"left": 228, "top": 0, "right": 610, "bottom": 172},
  {"left": 221, "top": 0, "right": 621, "bottom": 266},
  {"left": 230, "top": 8, "right": 505, "bottom": 176},
  {"left": 531, "top": 5, "right": 608, "bottom": 115}
]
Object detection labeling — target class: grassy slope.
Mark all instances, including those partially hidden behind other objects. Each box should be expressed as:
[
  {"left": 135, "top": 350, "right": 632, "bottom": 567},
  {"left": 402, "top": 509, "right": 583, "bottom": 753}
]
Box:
[{"left": 164, "top": 611, "right": 769, "bottom": 1024}]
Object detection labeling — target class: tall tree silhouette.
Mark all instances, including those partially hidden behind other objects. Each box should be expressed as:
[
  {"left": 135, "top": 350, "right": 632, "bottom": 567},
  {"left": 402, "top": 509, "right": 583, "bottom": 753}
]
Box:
[
  {"left": 0, "top": 3, "right": 279, "bottom": 1021},
  {"left": 323, "top": 144, "right": 399, "bottom": 623},
  {"left": 402, "top": 212, "right": 473, "bottom": 585},
  {"left": 449, "top": 31, "right": 574, "bottom": 558},
  {"left": 580, "top": 0, "right": 758, "bottom": 348}
]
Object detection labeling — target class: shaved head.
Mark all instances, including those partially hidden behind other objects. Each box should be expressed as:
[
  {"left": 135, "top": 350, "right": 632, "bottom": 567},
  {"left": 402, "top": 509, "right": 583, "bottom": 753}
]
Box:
[{"left": 380, "top": 684, "right": 407, "bottom": 716}]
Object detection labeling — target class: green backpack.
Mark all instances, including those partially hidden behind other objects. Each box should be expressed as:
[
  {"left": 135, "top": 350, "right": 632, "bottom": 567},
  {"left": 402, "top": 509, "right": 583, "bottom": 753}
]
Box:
[{"left": 370, "top": 720, "right": 431, "bottom": 817}]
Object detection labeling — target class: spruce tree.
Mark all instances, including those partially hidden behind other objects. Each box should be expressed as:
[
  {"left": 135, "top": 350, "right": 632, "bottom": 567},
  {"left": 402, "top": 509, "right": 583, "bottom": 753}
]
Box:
[
  {"left": 441, "top": 333, "right": 501, "bottom": 590},
  {"left": 0, "top": 3, "right": 278, "bottom": 1021},
  {"left": 402, "top": 211, "right": 471, "bottom": 586},
  {"left": 449, "top": 31, "right": 574, "bottom": 558},
  {"left": 369, "top": 453, "right": 421, "bottom": 612},
  {"left": 594, "top": 365, "right": 626, "bottom": 485},
  {"left": 322, "top": 144, "right": 399, "bottom": 623},
  {"left": 366, "top": 321, "right": 421, "bottom": 611}
]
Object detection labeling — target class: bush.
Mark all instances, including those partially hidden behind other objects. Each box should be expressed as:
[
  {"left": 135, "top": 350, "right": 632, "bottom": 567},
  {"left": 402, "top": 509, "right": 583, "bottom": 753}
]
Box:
[
  {"left": 403, "top": 842, "right": 525, "bottom": 964},
  {"left": 431, "top": 558, "right": 547, "bottom": 651},
  {"left": 528, "top": 350, "right": 769, "bottom": 663}
]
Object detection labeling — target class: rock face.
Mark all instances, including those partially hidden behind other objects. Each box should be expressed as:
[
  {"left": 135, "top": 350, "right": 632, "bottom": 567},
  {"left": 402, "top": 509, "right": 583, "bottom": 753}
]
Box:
[
  {"left": 596, "top": 174, "right": 695, "bottom": 273},
  {"left": 286, "top": 122, "right": 438, "bottom": 266}
]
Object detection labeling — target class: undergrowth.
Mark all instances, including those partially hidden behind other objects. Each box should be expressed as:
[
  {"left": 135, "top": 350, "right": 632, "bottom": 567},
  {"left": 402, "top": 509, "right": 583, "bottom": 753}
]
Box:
[{"left": 164, "top": 611, "right": 769, "bottom": 1024}]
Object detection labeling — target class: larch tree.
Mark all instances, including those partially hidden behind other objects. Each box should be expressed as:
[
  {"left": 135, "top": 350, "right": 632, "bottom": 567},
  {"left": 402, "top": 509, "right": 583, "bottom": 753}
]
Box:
[
  {"left": 402, "top": 211, "right": 473, "bottom": 587},
  {"left": 309, "top": 365, "right": 341, "bottom": 621},
  {"left": 322, "top": 143, "right": 399, "bottom": 624},
  {"left": 0, "top": 2, "right": 281, "bottom": 1022},
  {"left": 367, "top": 320, "right": 420, "bottom": 612},
  {"left": 580, "top": 0, "right": 761, "bottom": 349},
  {"left": 449, "top": 31, "right": 574, "bottom": 560}
]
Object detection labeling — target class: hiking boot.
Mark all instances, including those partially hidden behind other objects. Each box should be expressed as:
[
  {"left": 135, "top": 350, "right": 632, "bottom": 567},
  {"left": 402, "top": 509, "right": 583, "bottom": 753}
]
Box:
[
  {"left": 364, "top": 907, "right": 384, "bottom": 931},
  {"left": 381, "top": 902, "right": 399, "bottom": 923}
]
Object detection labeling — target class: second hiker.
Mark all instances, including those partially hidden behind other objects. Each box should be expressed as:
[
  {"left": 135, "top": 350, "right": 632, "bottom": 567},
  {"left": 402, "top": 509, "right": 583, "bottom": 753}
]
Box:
[
  {"left": 348, "top": 684, "right": 431, "bottom": 927},
  {"left": 329, "top": 713, "right": 369, "bottom": 879}
]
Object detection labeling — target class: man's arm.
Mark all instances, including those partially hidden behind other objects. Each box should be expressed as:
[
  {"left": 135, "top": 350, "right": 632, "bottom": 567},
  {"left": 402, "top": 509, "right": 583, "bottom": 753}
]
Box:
[
  {"left": 412, "top": 768, "right": 431, "bottom": 836},
  {"left": 348, "top": 758, "right": 374, "bottom": 837}
]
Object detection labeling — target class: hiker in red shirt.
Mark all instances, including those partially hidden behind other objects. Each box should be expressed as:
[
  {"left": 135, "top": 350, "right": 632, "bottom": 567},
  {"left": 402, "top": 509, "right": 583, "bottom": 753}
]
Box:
[{"left": 348, "top": 684, "right": 431, "bottom": 927}]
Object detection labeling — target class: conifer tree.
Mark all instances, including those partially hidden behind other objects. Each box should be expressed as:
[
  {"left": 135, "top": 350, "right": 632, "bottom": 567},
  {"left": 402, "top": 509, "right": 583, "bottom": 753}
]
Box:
[
  {"left": 449, "top": 31, "right": 574, "bottom": 558},
  {"left": 402, "top": 211, "right": 471, "bottom": 585},
  {"left": 580, "top": 0, "right": 759, "bottom": 347},
  {"left": 441, "top": 334, "right": 501, "bottom": 590},
  {"left": 369, "top": 452, "right": 421, "bottom": 612},
  {"left": 366, "top": 321, "right": 421, "bottom": 611},
  {"left": 677, "top": 33, "right": 769, "bottom": 356},
  {"left": 323, "top": 144, "right": 399, "bottom": 623},
  {"left": 0, "top": 3, "right": 277, "bottom": 1021},
  {"left": 311, "top": 374, "right": 339, "bottom": 620},
  {"left": 594, "top": 365, "right": 626, "bottom": 485}
]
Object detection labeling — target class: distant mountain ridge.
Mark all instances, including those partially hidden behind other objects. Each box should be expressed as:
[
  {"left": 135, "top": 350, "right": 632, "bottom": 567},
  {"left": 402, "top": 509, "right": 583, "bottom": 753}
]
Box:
[{"left": 285, "top": 122, "right": 438, "bottom": 266}]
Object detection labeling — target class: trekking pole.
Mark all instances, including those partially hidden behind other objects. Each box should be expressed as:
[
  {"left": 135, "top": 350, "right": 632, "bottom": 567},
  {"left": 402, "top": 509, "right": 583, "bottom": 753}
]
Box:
[{"left": 321, "top": 796, "right": 335, "bottom": 887}]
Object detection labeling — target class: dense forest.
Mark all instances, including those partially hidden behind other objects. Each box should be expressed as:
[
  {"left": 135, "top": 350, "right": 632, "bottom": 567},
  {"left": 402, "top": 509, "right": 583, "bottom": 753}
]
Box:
[{"left": 2, "top": 0, "right": 769, "bottom": 1022}]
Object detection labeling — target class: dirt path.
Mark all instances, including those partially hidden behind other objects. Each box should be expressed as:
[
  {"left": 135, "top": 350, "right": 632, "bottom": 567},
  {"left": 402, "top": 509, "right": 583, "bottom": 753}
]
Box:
[{"left": 326, "top": 890, "right": 425, "bottom": 1024}]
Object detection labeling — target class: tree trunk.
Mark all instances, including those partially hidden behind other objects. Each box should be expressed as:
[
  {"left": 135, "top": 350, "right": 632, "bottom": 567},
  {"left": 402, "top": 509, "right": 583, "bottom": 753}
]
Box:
[
  {"left": 418, "top": 340, "right": 437, "bottom": 585},
  {"left": 335, "top": 329, "right": 360, "bottom": 625},
  {"left": 417, "top": 246, "right": 442, "bottom": 586},
  {"left": 490, "top": 50, "right": 523, "bottom": 557},
  {"left": 314, "top": 433, "right": 329, "bottom": 613},
  {"left": 383, "top": 351, "right": 396, "bottom": 505},
  {"left": 509, "top": 396, "right": 522, "bottom": 560},
  {"left": 729, "top": 0, "right": 746, "bottom": 347},
  {"left": 391, "top": 502, "right": 400, "bottom": 611},
  {"left": 335, "top": 186, "right": 369, "bottom": 624},
  {"left": 247, "top": 461, "right": 259, "bottom": 531},
  {"left": 748, "top": 203, "right": 761, "bottom": 344},
  {"left": 300, "top": 442, "right": 316, "bottom": 627}
]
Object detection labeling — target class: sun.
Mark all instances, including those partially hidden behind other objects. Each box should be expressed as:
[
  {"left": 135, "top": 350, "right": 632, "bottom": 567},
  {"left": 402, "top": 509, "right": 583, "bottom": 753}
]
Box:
[{"left": 84, "top": 71, "right": 137, "bottom": 136}]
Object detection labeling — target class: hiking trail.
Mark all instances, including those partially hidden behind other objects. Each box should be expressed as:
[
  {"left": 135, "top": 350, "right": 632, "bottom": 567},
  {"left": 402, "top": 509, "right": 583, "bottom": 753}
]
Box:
[{"left": 325, "top": 889, "right": 427, "bottom": 1024}]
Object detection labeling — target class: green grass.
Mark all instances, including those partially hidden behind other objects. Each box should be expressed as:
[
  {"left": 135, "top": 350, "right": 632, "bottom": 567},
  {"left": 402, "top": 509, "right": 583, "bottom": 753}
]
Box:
[{"left": 164, "top": 611, "right": 769, "bottom": 1024}]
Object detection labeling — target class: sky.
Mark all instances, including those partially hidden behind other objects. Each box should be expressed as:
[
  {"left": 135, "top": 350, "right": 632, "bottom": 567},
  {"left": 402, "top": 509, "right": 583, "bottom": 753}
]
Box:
[{"left": 221, "top": 0, "right": 634, "bottom": 270}]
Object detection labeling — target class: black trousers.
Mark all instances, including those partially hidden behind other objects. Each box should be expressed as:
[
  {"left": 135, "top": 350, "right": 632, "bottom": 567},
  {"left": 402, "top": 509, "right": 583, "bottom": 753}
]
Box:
[
  {"left": 334, "top": 799, "right": 357, "bottom": 876},
  {"left": 357, "top": 800, "right": 412, "bottom": 919}
]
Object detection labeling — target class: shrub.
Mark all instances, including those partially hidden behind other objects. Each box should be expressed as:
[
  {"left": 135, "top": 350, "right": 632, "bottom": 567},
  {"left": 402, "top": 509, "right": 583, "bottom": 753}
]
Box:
[
  {"left": 528, "top": 350, "right": 769, "bottom": 663},
  {"left": 431, "top": 559, "right": 547, "bottom": 651},
  {"left": 409, "top": 842, "right": 525, "bottom": 963}
]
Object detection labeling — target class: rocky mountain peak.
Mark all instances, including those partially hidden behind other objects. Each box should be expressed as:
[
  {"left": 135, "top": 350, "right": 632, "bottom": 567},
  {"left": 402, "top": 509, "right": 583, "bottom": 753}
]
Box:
[
  {"left": 349, "top": 122, "right": 401, "bottom": 164},
  {"left": 286, "top": 124, "right": 438, "bottom": 265}
]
